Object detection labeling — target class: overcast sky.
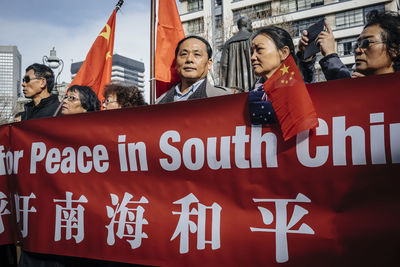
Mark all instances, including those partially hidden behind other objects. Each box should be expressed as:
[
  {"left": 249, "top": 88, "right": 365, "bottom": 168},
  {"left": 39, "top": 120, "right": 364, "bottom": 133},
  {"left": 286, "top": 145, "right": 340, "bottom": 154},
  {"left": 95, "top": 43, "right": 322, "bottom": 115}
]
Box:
[{"left": 0, "top": 0, "right": 171, "bottom": 102}]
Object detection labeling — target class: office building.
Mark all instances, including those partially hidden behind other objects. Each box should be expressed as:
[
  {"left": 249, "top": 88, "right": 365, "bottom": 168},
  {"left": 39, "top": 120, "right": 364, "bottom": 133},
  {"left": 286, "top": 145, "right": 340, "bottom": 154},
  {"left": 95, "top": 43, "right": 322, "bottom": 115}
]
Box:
[
  {"left": 71, "top": 54, "right": 145, "bottom": 92},
  {"left": 0, "top": 45, "right": 21, "bottom": 123},
  {"left": 178, "top": 0, "right": 398, "bottom": 82}
]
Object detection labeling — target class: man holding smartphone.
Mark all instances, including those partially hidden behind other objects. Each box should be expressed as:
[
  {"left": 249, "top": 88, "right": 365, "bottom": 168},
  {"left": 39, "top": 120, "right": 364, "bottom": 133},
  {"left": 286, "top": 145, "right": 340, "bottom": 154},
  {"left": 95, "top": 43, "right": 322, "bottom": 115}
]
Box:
[{"left": 298, "top": 20, "right": 351, "bottom": 83}]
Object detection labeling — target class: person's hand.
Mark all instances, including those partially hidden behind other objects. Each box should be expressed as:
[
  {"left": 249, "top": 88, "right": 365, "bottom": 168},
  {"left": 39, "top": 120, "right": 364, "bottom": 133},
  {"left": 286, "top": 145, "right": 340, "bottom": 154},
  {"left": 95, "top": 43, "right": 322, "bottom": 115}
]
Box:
[
  {"left": 298, "top": 30, "right": 313, "bottom": 61},
  {"left": 316, "top": 21, "right": 335, "bottom": 57},
  {"left": 351, "top": 71, "right": 365, "bottom": 78}
]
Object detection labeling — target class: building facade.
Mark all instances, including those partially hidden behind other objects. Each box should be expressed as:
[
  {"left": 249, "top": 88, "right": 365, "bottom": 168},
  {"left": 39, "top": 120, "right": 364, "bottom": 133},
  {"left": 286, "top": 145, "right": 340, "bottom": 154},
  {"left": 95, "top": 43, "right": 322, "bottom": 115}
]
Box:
[
  {"left": 71, "top": 54, "right": 145, "bottom": 92},
  {"left": 0, "top": 45, "right": 21, "bottom": 123},
  {"left": 178, "top": 0, "right": 399, "bottom": 83},
  {"left": 55, "top": 82, "right": 70, "bottom": 101}
]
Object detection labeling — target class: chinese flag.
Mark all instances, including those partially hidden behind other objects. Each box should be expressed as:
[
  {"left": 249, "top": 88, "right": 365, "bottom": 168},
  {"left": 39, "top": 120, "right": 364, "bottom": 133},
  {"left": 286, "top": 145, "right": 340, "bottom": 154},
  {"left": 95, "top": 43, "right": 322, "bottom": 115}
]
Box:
[
  {"left": 155, "top": 0, "right": 185, "bottom": 98},
  {"left": 263, "top": 55, "right": 319, "bottom": 141},
  {"left": 69, "top": 9, "right": 116, "bottom": 104}
]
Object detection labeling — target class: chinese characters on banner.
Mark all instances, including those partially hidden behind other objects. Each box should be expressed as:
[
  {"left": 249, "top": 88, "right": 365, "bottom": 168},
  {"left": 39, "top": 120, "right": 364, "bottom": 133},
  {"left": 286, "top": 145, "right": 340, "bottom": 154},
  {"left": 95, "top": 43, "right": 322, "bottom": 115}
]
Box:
[{"left": 106, "top": 192, "right": 149, "bottom": 249}]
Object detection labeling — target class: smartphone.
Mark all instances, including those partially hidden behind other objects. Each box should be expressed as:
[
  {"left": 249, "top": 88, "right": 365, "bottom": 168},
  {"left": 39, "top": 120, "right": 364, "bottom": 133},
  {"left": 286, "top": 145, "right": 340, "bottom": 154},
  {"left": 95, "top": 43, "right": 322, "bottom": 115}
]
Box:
[{"left": 304, "top": 19, "right": 325, "bottom": 59}]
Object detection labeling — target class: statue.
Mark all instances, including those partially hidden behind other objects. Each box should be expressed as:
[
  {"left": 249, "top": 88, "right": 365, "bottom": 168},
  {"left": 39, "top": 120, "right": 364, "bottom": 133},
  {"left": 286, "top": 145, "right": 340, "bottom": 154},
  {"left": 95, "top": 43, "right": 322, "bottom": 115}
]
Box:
[{"left": 219, "top": 16, "right": 255, "bottom": 91}]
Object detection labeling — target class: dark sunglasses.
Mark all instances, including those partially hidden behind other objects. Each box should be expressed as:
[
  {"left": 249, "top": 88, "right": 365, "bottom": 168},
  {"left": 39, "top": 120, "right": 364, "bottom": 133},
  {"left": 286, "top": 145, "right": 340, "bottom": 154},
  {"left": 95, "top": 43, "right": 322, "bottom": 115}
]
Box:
[
  {"left": 353, "top": 39, "right": 384, "bottom": 51},
  {"left": 22, "top": 76, "right": 41, "bottom": 83}
]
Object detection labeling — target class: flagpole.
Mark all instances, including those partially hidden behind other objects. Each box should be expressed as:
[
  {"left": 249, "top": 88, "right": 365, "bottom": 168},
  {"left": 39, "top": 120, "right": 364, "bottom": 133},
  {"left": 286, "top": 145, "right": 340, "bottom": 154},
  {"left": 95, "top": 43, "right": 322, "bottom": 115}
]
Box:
[
  {"left": 116, "top": 0, "right": 124, "bottom": 11},
  {"left": 150, "top": 0, "right": 156, "bottom": 104}
]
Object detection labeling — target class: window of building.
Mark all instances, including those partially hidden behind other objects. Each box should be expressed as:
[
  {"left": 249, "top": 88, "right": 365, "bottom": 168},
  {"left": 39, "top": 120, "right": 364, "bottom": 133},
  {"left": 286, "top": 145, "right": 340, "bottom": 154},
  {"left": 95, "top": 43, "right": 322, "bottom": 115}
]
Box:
[
  {"left": 215, "top": 0, "right": 222, "bottom": 7},
  {"left": 305, "top": 0, "right": 323, "bottom": 9},
  {"left": 336, "top": 8, "right": 363, "bottom": 29},
  {"left": 280, "top": 0, "right": 324, "bottom": 14},
  {"left": 215, "top": 14, "right": 222, "bottom": 29},
  {"left": 188, "top": 0, "right": 203, "bottom": 13},
  {"left": 185, "top": 17, "right": 204, "bottom": 35},
  {"left": 232, "top": 2, "right": 272, "bottom": 23},
  {"left": 335, "top": 4, "right": 384, "bottom": 30},
  {"left": 290, "top": 16, "right": 324, "bottom": 37},
  {"left": 337, "top": 36, "right": 357, "bottom": 57},
  {"left": 280, "top": 0, "right": 297, "bottom": 13}
]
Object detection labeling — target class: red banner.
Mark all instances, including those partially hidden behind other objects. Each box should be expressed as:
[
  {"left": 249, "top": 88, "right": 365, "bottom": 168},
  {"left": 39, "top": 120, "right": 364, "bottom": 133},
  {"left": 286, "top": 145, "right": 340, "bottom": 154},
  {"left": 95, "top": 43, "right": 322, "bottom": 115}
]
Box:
[{"left": 1, "top": 73, "right": 399, "bottom": 266}]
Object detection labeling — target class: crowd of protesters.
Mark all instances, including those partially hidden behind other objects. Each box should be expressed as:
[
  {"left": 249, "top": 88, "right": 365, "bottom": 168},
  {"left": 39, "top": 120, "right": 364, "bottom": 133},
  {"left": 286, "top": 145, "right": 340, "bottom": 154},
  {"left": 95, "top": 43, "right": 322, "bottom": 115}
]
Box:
[
  {"left": 17, "top": 66, "right": 146, "bottom": 121},
  {"left": 4, "top": 8, "right": 400, "bottom": 267}
]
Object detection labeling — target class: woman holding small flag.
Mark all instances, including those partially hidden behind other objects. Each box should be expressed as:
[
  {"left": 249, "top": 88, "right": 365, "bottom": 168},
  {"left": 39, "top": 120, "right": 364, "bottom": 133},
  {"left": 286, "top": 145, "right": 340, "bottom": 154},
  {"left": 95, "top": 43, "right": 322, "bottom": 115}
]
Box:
[{"left": 248, "top": 26, "right": 318, "bottom": 141}]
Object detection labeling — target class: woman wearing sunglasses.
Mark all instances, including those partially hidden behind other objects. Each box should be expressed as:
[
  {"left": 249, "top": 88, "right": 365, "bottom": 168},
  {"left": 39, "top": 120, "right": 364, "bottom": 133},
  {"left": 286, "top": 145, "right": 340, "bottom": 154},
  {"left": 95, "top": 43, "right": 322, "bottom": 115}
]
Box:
[
  {"left": 61, "top": 85, "right": 100, "bottom": 115},
  {"left": 298, "top": 10, "right": 400, "bottom": 82}
]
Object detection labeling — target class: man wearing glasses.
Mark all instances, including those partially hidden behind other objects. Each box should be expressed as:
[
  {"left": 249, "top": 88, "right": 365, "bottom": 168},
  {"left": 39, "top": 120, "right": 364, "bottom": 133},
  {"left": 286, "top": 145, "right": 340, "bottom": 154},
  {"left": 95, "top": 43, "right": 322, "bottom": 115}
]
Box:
[{"left": 21, "top": 63, "right": 60, "bottom": 120}]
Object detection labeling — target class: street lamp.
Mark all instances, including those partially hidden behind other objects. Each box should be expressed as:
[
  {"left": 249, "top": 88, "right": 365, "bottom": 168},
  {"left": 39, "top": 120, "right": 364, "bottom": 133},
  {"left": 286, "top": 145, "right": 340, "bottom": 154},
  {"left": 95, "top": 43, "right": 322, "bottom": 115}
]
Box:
[{"left": 43, "top": 47, "right": 64, "bottom": 95}]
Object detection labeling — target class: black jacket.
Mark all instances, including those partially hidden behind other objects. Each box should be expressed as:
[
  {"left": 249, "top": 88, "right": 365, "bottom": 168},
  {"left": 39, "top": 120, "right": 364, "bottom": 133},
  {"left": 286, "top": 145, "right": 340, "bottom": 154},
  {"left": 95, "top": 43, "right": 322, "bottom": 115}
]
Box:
[
  {"left": 22, "top": 94, "right": 60, "bottom": 121},
  {"left": 298, "top": 53, "right": 351, "bottom": 83}
]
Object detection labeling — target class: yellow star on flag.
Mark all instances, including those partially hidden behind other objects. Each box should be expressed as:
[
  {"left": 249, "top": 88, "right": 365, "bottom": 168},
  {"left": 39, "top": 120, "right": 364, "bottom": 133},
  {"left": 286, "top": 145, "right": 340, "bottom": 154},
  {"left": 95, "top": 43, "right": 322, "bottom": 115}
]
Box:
[
  {"left": 105, "top": 51, "right": 112, "bottom": 60},
  {"left": 280, "top": 64, "right": 289, "bottom": 75},
  {"left": 280, "top": 65, "right": 295, "bottom": 84},
  {"left": 99, "top": 24, "right": 111, "bottom": 45}
]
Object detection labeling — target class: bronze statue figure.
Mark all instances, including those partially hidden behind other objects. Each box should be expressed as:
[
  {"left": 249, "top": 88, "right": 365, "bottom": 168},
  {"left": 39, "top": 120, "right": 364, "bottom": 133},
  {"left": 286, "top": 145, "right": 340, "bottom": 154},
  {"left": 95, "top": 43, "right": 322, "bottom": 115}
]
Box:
[{"left": 219, "top": 16, "right": 255, "bottom": 91}]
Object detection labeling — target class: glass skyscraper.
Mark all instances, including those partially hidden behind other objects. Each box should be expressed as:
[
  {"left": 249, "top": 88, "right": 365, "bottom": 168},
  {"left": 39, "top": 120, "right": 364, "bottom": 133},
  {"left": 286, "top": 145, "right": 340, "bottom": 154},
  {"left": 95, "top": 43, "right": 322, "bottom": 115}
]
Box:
[{"left": 0, "top": 46, "right": 21, "bottom": 123}]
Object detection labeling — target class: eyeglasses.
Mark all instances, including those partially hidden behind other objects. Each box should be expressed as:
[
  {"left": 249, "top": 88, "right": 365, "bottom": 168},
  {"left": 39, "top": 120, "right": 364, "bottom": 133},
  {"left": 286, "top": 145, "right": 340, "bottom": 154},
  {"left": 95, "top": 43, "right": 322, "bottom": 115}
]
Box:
[
  {"left": 22, "top": 76, "right": 41, "bottom": 83},
  {"left": 353, "top": 39, "right": 385, "bottom": 51},
  {"left": 64, "top": 95, "right": 80, "bottom": 102},
  {"left": 102, "top": 99, "right": 118, "bottom": 105}
]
